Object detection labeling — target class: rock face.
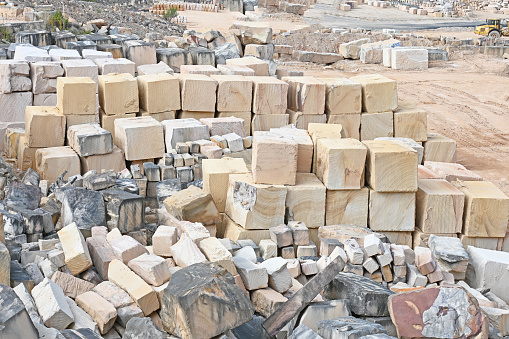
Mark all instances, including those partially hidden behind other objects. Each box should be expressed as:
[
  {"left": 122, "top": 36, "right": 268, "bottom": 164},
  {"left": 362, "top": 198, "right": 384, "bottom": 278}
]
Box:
[
  {"left": 323, "top": 272, "right": 394, "bottom": 317},
  {"left": 388, "top": 286, "right": 489, "bottom": 338},
  {"left": 160, "top": 262, "right": 254, "bottom": 338},
  {"left": 58, "top": 187, "right": 106, "bottom": 234},
  {"left": 0, "top": 283, "right": 39, "bottom": 339}
]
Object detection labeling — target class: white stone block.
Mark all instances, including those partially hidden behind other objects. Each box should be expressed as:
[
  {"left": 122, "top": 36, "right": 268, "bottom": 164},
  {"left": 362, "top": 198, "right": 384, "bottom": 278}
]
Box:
[{"left": 391, "top": 48, "right": 428, "bottom": 70}]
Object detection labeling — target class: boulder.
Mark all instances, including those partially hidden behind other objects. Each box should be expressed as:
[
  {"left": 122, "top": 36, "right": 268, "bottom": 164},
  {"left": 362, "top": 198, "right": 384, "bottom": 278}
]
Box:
[
  {"left": 123, "top": 317, "right": 165, "bottom": 339},
  {"left": 0, "top": 283, "right": 39, "bottom": 339},
  {"left": 160, "top": 262, "right": 254, "bottom": 338}
]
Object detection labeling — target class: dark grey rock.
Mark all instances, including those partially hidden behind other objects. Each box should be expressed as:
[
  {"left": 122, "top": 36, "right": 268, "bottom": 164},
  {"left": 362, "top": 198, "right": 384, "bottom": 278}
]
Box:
[
  {"left": 58, "top": 188, "right": 105, "bottom": 235},
  {"left": 360, "top": 317, "right": 397, "bottom": 337},
  {"left": 142, "top": 162, "right": 160, "bottom": 182},
  {"left": 317, "top": 317, "right": 387, "bottom": 339},
  {"left": 156, "top": 47, "right": 191, "bottom": 72},
  {"left": 231, "top": 315, "right": 270, "bottom": 339},
  {"left": 0, "top": 283, "right": 38, "bottom": 339},
  {"left": 323, "top": 273, "right": 394, "bottom": 317},
  {"left": 61, "top": 328, "right": 103, "bottom": 338},
  {"left": 22, "top": 168, "right": 40, "bottom": 187},
  {"left": 113, "top": 179, "right": 139, "bottom": 195},
  {"left": 289, "top": 324, "right": 323, "bottom": 339},
  {"left": 2, "top": 210, "right": 24, "bottom": 236},
  {"left": 160, "top": 262, "right": 254, "bottom": 338},
  {"left": 77, "top": 34, "right": 112, "bottom": 45},
  {"left": 188, "top": 46, "right": 215, "bottom": 66},
  {"left": 102, "top": 189, "right": 144, "bottom": 234},
  {"left": 65, "top": 41, "right": 97, "bottom": 56},
  {"left": 4, "top": 182, "right": 41, "bottom": 210},
  {"left": 10, "top": 261, "right": 34, "bottom": 297},
  {"left": 122, "top": 317, "right": 165, "bottom": 339},
  {"left": 214, "top": 43, "right": 240, "bottom": 64},
  {"left": 155, "top": 179, "right": 181, "bottom": 205},
  {"left": 83, "top": 173, "right": 116, "bottom": 191},
  {"left": 15, "top": 30, "right": 52, "bottom": 47}
]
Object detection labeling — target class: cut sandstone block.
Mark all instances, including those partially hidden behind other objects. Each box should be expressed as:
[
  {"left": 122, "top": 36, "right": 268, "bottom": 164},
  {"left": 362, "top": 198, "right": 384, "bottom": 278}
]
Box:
[
  {"left": 108, "top": 259, "right": 160, "bottom": 316},
  {"left": 31, "top": 278, "right": 74, "bottom": 330},
  {"left": 217, "top": 112, "right": 251, "bottom": 136},
  {"left": 36, "top": 146, "right": 80, "bottom": 183},
  {"left": 283, "top": 76, "right": 325, "bottom": 115},
  {"left": 251, "top": 114, "right": 289, "bottom": 133},
  {"left": 423, "top": 133, "right": 456, "bottom": 163},
  {"left": 269, "top": 126, "right": 313, "bottom": 173},
  {"left": 58, "top": 222, "right": 93, "bottom": 275},
  {"left": 75, "top": 291, "right": 117, "bottom": 334},
  {"left": 217, "top": 64, "right": 256, "bottom": 76},
  {"left": 98, "top": 73, "right": 139, "bottom": 115},
  {"left": 321, "top": 78, "right": 362, "bottom": 115},
  {"left": 152, "top": 226, "right": 178, "bottom": 257},
  {"left": 248, "top": 76, "right": 288, "bottom": 115},
  {"left": 316, "top": 138, "right": 366, "bottom": 190},
  {"left": 226, "top": 56, "right": 269, "bottom": 76},
  {"left": 137, "top": 73, "right": 180, "bottom": 114},
  {"left": 67, "top": 123, "right": 113, "bottom": 157},
  {"left": 57, "top": 77, "right": 96, "bottom": 115},
  {"left": 114, "top": 116, "right": 164, "bottom": 161},
  {"left": 109, "top": 235, "right": 148, "bottom": 264},
  {"left": 424, "top": 161, "right": 482, "bottom": 182},
  {"left": 86, "top": 236, "right": 116, "bottom": 280},
  {"left": 363, "top": 140, "right": 418, "bottom": 192},
  {"left": 169, "top": 234, "right": 207, "bottom": 267},
  {"left": 393, "top": 105, "right": 427, "bottom": 142},
  {"left": 360, "top": 111, "right": 394, "bottom": 141},
  {"left": 226, "top": 173, "right": 287, "bottom": 230},
  {"left": 325, "top": 187, "right": 369, "bottom": 227},
  {"left": 200, "top": 117, "right": 246, "bottom": 138},
  {"left": 416, "top": 179, "right": 465, "bottom": 234},
  {"left": 128, "top": 254, "right": 171, "bottom": 286},
  {"left": 80, "top": 146, "right": 125, "bottom": 174},
  {"left": 163, "top": 185, "right": 221, "bottom": 226},
  {"left": 452, "top": 181, "right": 509, "bottom": 238},
  {"left": 202, "top": 158, "right": 249, "bottom": 213},
  {"left": 175, "top": 74, "right": 217, "bottom": 112},
  {"left": 286, "top": 173, "right": 326, "bottom": 228},
  {"left": 199, "top": 237, "right": 237, "bottom": 275},
  {"left": 252, "top": 131, "right": 298, "bottom": 185},
  {"left": 25, "top": 106, "right": 65, "bottom": 147},
  {"left": 288, "top": 110, "right": 327, "bottom": 130},
  {"left": 369, "top": 190, "right": 415, "bottom": 231},
  {"left": 180, "top": 64, "right": 220, "bottom": 75},
  {"left": 94, "top": 58, "right": 136, "bottom": 76},
  {"left": 210, "top": 75, "right": 252, "bottom": 112},
  {"left": 308, "top": 123, "right": 343, "bottom": 173},
  {"left": 350, "top": 74, "right": 398, "bottom": 113}
]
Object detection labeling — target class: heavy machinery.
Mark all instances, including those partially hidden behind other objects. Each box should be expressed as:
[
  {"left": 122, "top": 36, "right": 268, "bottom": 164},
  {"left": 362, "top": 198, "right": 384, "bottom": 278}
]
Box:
[{"left": 474, "top": 19, "right": 509, "bottom": 38}]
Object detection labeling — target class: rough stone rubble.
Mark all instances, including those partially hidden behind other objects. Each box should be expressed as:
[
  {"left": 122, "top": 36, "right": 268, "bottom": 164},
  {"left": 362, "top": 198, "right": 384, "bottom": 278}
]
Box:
[{"left": 0, "top": 16, "right": 509, "bottom": 339}]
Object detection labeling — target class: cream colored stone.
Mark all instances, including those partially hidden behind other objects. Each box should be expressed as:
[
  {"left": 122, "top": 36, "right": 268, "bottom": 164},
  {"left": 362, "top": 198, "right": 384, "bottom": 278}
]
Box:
[
  {"left": 25, "top": 106, "right": 65, "bottom": 147},
  {"left": 98, "top": 73, "right": 139, "bottom": 115},
  {"left": 137, "top": 73, "right": 180, "bottom": 114},
  {"left": 114, "top": 116, "right": 164, "bottom": 161},
  {"left": 350, "top": 74, "right": 398, "bottom": 113},
  {"left": 58, "top": 222, "right": 93, "bottom": 276},
  {"left": 175, "top": 74, "right": 217, "bottom": 112},
  {"left": 36, "top": 146, "right": 80, "bottom": 182},
  {"left": 57, "top": 77, "right": 96, "bottom": 115}
]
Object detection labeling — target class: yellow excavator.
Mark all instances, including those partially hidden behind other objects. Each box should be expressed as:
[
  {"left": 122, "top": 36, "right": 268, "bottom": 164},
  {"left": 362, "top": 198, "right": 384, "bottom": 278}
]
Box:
[{"left": 474, "top": 19, "right": 509, "bottom": 38}]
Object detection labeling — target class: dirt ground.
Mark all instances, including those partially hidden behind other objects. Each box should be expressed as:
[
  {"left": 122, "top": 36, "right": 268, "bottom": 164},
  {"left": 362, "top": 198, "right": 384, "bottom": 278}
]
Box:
[{"left": 179, "top": 6, "right": 509, "bottom": 194}]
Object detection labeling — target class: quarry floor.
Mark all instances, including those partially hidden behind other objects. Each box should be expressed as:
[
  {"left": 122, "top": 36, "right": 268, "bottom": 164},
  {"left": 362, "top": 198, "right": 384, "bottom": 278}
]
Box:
[{"left": 182, "top": 5, "right": 509, "bottom": 195}]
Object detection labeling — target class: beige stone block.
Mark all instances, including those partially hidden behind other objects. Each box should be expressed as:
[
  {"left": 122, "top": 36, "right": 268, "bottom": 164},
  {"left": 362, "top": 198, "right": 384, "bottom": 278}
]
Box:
[
  {"left": 36, "top": 146, "right": 80, "bottom": 182},
  {"left": 226, "top": 56, "right": 269, "bottom": 76},
  {"left": 413, "top": 228, "right": 457, "bottom": 248},
  {"left": 177, "top": 111, "right": 215, "bottom": 120},
  {"left": 363, "top": 139, "right": 418, "bottom": 192},
  {"left": 152, "top": 226, "right": 178, "bottom": 257},
  {"left": 139, "top": 110, "right": 176, "bottom": 122},
  {"left": 251, "top": 288, "right": 287, "bottom": 318},
  {"left": 180, "top": 64, "right": 220, "bottom": 75},
  {"left": 393, "top": 105, "right": 427, "bottom": 142},
  {"left": 252, "top": 131, "right": 298, "bottom": 185},
  {"left": 57, "top": 77, "right": 96, "bottom": 115},
  {"left": 114, "top": 116, "right": 164, "bottom": 161},
  {"left": 137, "top": 73, "right": 180, "bottom": 114},
  {"left": 99, "top": 110, "right": 136, "bottom": 141},
  {"left": 327, "top": 113, "right": 360, "bottom": 139},
  {"left": 288, "top": 110, "right": 327, "bottom": 130},
  {"left": 248, "top": 76, "right": 288, "bottom": 115},
  {"left": 369, "top": 190, "right": 415, "bottom": 231},
  {"left": 383, "top": 231, "right": 413, "bottom": 248},
  {"left": 452, "top": 180, "right": 509, "bottom": 238},
  {"left": 423, "top": 161, "right": 482, "bottom": 182},
  {"left": 75, "top": 291, "right": 117, "bottom": 334},
  {"left": 217, "top": 64, "right": 255, "bottom": 76},
  {"left": 127, "top": 253, "right": 171, "bottom": 286},
  {"left": 350, "top": 74, "right": 398, "bottom": 113},
  {"left": 58, "top": 222, "right": 93, "bottom": 276},
  {"left": 223, "top": 214, "right": 270, "bottom": 245},
  {"left": 175, "top": 74, "right": 217, "bottom": 112},
  {"left": 107, "top": 259, "right": 160, "bottom": 316},
  {"left": 4, "top": 127, "right": 24, "bottom": 159},
  {"left": 80, "top": 146, "right": 126, "bottom": 174},
  {"left": 67, "top": 122, "right": 113, "bottom": 157},
  {"left": 199, "top": 237, "right": 237, "bottom": 275},
  {"left": 286, "top": 173, "right": 326, "bottom": 228},
  {"left": 269, "top": 126, "right": 313, "bottom": 173},
  {"left": 316, "top": 138, "right": 366, "bottom": 190},
  {"left": 283, "top": 76, "right": 325, "bottom": 114},
  {"left": 251, "top": 114, "right": 289, "bottom": 133},
  {"left": 98, "top": 73, "right": 139, "bottom": 115},
  {"left": 459, "top": 234, "right": 502, "bottom": 251},
  {"left": 226, "top": 173, "right": 287, "bottom": 230},
  {"left": 210, "top": 75, "right": 252, "bottom": 112},
  {"left": 200, "top": 116, "right": 246, "bottom": 138},
  {"left": 202, "top": 158, "right": 249, "bottom": 213},
  {"left": 307, "top": 123, "right": 343, "bottom": 174},
  {"left": 418, "top": 164, "right": 442, "bottom": 179},
  {"left": 217, "top": 112, "right": 252, "bottom": 136},
  {"left": 423, "top": 133, "right": 456, "bottom": 162},
  {"left": 17, "top": 135, "right": 38, "bottom": 171},
  {"left": 360, "top": 111, "right": 393, "bottom": 141},
  {"left": 325, "top": 187, "right": 369, "bottom": 227},
  {"left": 416, "top": 179, "right": 465, "bottom": 234},
  {"left": 320, "top": 78, "right": 362, "bottom": 114},
  {"left": 163, "top": 185, "right": 221, "bottom": 226},
  {"left": 25, "top": 106, "right": 65, "bottom": 147},
  {"left": 66, "top": 114, "right": 97, "bottom": 128}
]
